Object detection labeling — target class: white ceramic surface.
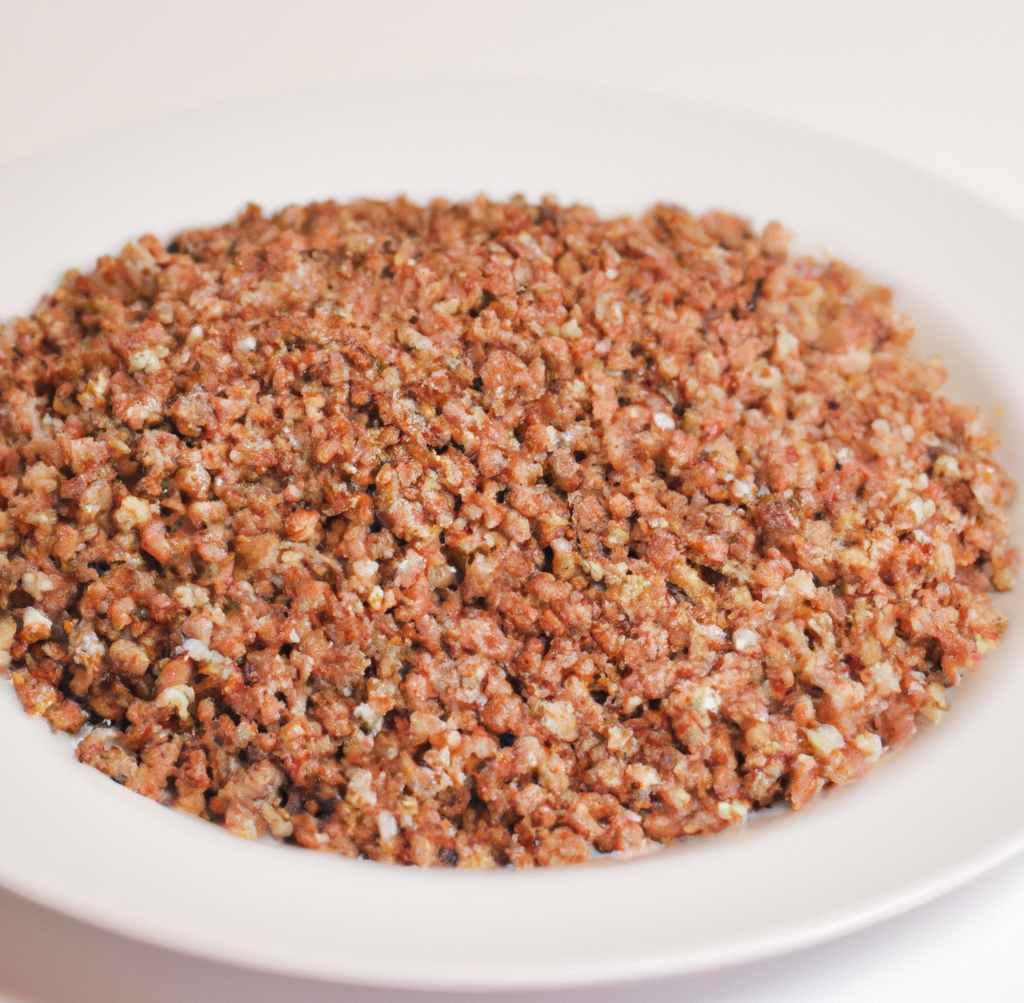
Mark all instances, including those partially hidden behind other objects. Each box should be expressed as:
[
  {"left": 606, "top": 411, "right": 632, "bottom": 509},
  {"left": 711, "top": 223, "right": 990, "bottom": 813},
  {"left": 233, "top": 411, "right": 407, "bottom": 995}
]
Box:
[{"left": 0, "top": 81, "right": 1021, "bottom": 991}]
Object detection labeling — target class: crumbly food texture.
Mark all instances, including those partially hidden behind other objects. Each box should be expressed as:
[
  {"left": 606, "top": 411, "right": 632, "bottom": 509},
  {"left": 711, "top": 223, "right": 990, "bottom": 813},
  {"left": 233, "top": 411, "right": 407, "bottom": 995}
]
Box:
[{"left": 0, "top": 196, "right": 1014, "bottom": 867}]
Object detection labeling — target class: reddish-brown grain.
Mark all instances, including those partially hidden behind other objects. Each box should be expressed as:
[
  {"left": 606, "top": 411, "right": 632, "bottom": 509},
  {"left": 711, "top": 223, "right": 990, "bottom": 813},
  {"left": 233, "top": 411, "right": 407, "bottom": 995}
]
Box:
[{"left": 0, "top": 197, "right": 1014, "bottom": 866}]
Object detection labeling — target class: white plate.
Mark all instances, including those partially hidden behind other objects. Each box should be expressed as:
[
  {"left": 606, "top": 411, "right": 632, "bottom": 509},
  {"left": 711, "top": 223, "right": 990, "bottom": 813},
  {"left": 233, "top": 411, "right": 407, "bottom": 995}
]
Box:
[{"left": 1, "top": 80, "right": 1022, "bottom": 991}]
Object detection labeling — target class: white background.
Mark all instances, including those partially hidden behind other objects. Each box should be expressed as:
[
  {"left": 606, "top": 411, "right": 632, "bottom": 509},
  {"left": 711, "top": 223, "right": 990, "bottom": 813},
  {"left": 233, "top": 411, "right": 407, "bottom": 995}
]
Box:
[{"left": 1, "top": 1, "right": 1022, "bottom": 1000}]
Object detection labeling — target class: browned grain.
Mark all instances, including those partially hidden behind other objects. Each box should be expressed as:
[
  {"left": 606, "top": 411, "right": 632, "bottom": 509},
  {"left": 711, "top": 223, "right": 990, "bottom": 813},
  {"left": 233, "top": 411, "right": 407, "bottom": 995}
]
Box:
[{"left": 0, "top": 197, "right": 1013, "bottom": 866}]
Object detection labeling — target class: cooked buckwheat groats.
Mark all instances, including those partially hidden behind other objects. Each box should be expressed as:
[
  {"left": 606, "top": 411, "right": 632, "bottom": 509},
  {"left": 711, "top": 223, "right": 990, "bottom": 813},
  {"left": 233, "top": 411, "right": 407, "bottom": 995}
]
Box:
[{"left": 0, "top": 196, "right": 1014, "bottom": 866}]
